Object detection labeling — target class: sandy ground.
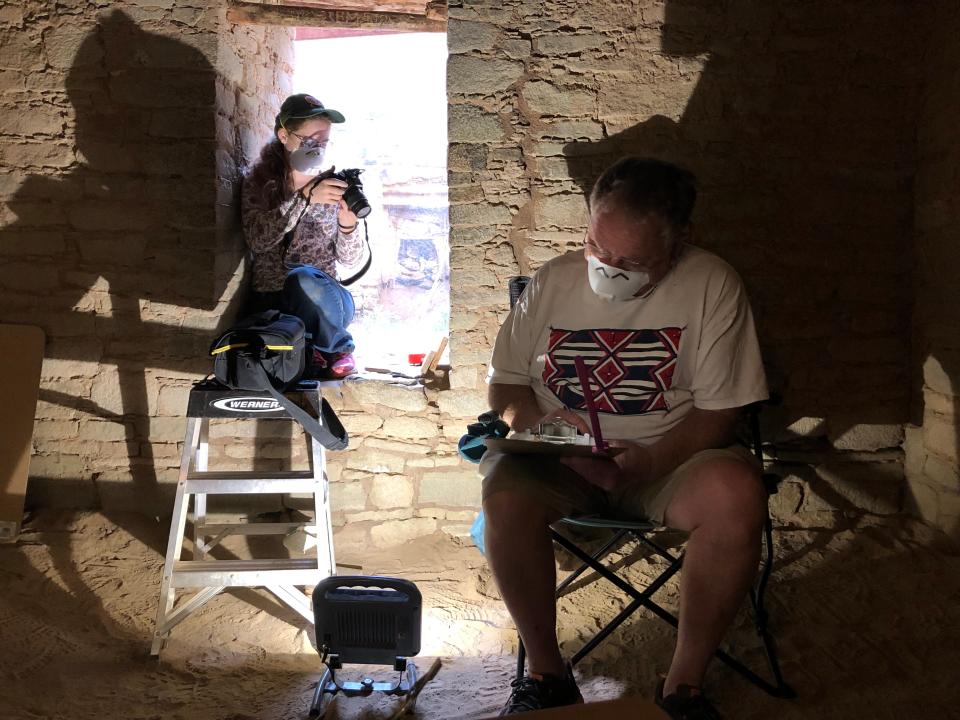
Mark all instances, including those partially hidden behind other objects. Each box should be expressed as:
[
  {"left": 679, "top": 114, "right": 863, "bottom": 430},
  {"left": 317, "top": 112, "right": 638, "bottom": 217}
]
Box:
[{"left": 1, "top": 510, "right": 959, "bottom": 720}]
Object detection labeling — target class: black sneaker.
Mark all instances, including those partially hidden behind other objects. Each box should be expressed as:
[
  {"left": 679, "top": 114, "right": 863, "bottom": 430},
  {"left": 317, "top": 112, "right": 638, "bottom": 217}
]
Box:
[
  {"left": 499, "top": 664, "right": 583, "bottom": 715},
  {"left": 655, "top": 679, "right": 723, "bottom": 720}
]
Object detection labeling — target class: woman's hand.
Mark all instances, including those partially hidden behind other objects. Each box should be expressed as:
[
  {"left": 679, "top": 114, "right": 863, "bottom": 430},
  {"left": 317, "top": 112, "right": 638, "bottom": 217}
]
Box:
[
  {"left": 305, "top": 177, "right": 348, "bottom": 206},
  {"left": 337, "top": 201, "right": 358, "bottom": 231}
]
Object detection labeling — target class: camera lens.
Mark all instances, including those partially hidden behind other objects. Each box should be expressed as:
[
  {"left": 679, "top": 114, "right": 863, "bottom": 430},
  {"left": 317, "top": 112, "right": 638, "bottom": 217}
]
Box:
[{"left": 343, "top": 185, "right": 371, "bottom": 218}]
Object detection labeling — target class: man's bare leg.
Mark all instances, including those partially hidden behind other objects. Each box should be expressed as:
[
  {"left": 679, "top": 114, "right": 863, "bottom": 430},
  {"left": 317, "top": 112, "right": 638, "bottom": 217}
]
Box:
[
  {"left": 661, "top": 458, "right": 768, "bottom": 694},
  {"left": 484, "top": 490, "right": 566, "bottom": 677}
]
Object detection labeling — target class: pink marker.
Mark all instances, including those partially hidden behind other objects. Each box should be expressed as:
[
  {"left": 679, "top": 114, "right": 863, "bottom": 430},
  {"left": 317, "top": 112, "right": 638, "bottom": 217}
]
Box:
[{"left": 574, "top": 355, "right": 608, "bottom": 453}]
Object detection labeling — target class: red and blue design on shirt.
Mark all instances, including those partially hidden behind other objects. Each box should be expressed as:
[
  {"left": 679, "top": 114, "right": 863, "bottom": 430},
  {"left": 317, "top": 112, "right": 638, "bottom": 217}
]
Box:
[{"left": 543, "top": 327, "right": 683, "bottom": 415}]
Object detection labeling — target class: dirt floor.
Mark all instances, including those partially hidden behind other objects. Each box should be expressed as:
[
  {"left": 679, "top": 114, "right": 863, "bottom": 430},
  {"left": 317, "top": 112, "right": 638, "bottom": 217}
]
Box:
[{"left": 1, "top": 510, "right": 959, "bottom": 720}]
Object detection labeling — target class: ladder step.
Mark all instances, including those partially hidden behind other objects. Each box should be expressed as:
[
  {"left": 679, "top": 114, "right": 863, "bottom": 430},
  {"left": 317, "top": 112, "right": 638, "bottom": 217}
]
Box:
[
  {"left": 197, "top": 522, "right": 313, "bottom": 537},
  {"left": 185, "top": 471, "right": 319, "bottom": 494},
  {"left": 171, "top": 559, "right": 321, "bottom": 587}
]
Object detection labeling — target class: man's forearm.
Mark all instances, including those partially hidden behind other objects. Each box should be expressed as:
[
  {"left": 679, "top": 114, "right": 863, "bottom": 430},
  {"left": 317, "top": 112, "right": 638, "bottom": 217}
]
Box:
[
  {"left": 634, "top": 407, "right": 740, "bottom": 481},
  {"left": 488, "top": 383, "right": 543, "bottom": 431}
]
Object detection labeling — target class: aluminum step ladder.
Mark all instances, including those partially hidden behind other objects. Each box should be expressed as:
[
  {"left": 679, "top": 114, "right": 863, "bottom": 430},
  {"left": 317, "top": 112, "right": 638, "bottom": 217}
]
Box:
[{"left": 151, "top": 379, "right": 339, "bottom": 656}]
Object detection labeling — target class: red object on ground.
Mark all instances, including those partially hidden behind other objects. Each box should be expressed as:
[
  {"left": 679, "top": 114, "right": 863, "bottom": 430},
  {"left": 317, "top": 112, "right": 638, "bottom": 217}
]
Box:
[{"left": 408, "top": 353, "right": 426, "bottom": 366}]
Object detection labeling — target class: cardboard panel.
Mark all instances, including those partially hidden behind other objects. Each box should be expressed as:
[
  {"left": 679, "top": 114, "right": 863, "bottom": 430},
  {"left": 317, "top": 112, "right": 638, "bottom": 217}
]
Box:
[
  {"left": 0, "top": 324, "right": 45, "bottom": 542},
  {"left": 481, "top": 696, "right": 669, "bottom": 719}
]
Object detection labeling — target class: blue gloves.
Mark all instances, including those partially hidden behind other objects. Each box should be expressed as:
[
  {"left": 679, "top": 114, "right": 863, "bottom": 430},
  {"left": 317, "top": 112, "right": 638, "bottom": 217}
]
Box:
[{"left": 457, "top": 410, "right": 510, "bottom": 464}]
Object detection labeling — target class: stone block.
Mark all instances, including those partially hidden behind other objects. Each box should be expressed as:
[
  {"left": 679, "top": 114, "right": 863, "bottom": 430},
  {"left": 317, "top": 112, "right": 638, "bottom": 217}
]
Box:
[
  {"left": 342, "top": 380, "right": 428, "bottom": 412},
  {"left": 33, "top": 420, "right": 80, "bottom": 441},
  {"left": 447, "top": 19, "right": 499, "bottom": 54},
  {"left": 449, "top": 143, "right": 489, "bottom": 171},
  {"left": 449, "top": 366, "right": 481, "bottom": 390},
  {"left": 500, "top": 38, "right": 532, "bottom": 60},
  {"left": 533, "top": 192, "right": 589, "bottom": 229},
  {"left": 922, "top": 388, "right": 956, "bottom": 418},
  {"left": 370, "top": 475, "right": 415, "bottom": 509},
  {"left": 828, "top": 423, "right": 904, "bottom": 451},
  {"left": 814, "top": 460, "right": 904, "bottom": 515},
  {"left": 78, "top": 420, "right": 130, "bottom": 442},
  {"left": 903, "top": 424, "right": 924, "bottom": 479},
  {"left": 448, "top": 55, "right": 524, "bottom": 95},
  {"left": 157, "top": 382, "right": 193, "bottom": 416},
  {"left": 363, "top": 437, "right": 433, "bottom": 455},
  {"left": 370, "top": 518, "right": 437, "bottom": 548},
  {"left": 922, "top": 453, "right": 959, "bottom": 493},
  {"left": 419, "top": 469, "right": 482, "bottom": 507},
  {"left": 437, "top": 387, "right": 488, "bottom": 420},
  {"left": 382, "top": 416, "right": 440, "bottom": 439},
  {"left": 448, "top": 104, "right": 503, "bottom": 143},
  {"left": 534, "top": 33, "right": 609, "bottom": 55},
  {"left": 346, "top": 509, "right": 414, "bottom": 523},
  {"left": 341, "top": 412, "right": 384, "bottom": 435},
  {"left": 922, "top": 354, "right": 959, "bottom": 396},
  {"left": 922, "top": 416, "right": 958, "bottom": 462},
  {"left": 522, "top": 81, "right": 595, "bottom": 117},
  {"left": 1, "top": 141, "right": 75, "bottom": 169},
  {"left": 449, "top": 202, "right": 513, "bottom": 227},
  {"left": 330, "top": 481, "right": 367, "bottom": 512},
  {"left": 346, "top": 448, "right": 406, "bottom": 475}
]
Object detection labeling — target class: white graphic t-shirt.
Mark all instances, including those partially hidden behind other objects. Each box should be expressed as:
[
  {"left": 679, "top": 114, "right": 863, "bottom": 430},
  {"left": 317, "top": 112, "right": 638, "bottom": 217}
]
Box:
[{"left": 488, "top": 245, "right": 768, "bottom": 445}]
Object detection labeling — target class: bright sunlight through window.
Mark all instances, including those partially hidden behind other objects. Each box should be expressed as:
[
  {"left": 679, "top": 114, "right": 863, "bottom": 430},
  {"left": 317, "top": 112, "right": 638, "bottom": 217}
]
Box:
[{"left": 293, "top": 32, "right": 449, "bottom": 373}]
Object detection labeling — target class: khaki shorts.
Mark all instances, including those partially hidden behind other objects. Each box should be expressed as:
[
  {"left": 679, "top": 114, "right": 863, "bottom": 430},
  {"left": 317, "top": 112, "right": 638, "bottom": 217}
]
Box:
[{"left": 479, "top": 445, "right": 758, "bottom": 525}]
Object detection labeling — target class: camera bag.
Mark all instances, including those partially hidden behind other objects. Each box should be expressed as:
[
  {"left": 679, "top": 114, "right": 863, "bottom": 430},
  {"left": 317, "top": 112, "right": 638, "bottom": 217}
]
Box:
[{"left": 210, "top": 310, "right": 348, "bottom": 451}]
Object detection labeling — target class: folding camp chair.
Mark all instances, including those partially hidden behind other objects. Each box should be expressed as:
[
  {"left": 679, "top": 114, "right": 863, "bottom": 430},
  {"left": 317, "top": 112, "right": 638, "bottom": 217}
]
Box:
[{"left": 505, "top": 275, "right": 795, "bottom": 699}]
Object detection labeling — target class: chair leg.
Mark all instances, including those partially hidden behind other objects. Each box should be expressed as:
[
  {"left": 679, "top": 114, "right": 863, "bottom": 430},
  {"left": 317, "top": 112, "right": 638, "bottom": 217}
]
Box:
[
  {"left": 745, "top": 517, "right": 796, "bottom": 698},
  {"left": 515, "top": 642, "right": 527, "bottom": 681},
  {"left": 550, "top": 524, "right": 796, "bottom": 699}
]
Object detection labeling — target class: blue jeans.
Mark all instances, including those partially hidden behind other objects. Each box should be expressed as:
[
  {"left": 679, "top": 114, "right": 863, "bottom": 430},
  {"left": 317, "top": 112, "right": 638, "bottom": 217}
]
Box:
[{"left": 250, "top": 267, "right": 355, "bottom": 354}]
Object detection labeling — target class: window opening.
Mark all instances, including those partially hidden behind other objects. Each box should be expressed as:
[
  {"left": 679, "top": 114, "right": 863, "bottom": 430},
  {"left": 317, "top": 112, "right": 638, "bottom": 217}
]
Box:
[{"left": 293, "top": 31, "right": 449, "bottom": 372}]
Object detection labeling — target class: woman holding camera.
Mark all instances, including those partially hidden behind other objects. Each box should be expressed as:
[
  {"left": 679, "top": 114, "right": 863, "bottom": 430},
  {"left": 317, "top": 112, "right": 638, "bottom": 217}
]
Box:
[{"left": 241, "top": 93, "right": 364, "bottom": 378}]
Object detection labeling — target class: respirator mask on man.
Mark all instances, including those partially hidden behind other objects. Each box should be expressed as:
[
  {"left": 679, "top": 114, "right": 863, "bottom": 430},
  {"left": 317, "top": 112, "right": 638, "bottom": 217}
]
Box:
[
  {"left": 288, "top": 137, "right": 327, "bottom": 175},
  {"left": 586, "top": 255, "right": 651, "bottom": 302}
]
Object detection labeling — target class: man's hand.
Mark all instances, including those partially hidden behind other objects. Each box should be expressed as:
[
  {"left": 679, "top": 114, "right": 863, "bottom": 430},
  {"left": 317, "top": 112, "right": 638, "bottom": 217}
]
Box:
[
  {"left": 561, "top": 440, "right": 653, "bottom": 492},
  {"left": 534, "top": 406, "right": 591, "bottom": 435}
]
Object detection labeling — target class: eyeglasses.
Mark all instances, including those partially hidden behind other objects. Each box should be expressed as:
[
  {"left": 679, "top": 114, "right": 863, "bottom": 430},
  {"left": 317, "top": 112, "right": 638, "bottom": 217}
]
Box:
[
  {"left": 286, "top": 128, "right": 332, "bottom": 149},
  {"left": 583, "top": 238, "right": 654, "bottom": 274}
]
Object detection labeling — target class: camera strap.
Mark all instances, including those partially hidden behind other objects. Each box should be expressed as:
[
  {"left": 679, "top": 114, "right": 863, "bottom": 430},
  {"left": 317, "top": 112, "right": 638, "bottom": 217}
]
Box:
[
  {"left": 278, "top": 176, "right": 372, "bottom": 286},
  {"left": 338, "top": 219, "right": 371, "bottom": 287},
  {"left": 279, "top": 176, "right": 322, "bottom": 264}
]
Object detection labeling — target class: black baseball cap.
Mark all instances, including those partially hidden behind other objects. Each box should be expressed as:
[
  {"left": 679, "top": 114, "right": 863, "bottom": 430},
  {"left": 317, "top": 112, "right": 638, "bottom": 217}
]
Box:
[{"left": 275, "top": 93, "right": 345, "bottom": 131}]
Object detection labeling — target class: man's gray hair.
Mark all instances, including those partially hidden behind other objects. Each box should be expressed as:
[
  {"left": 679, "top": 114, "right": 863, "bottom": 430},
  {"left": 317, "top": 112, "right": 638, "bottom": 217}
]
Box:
[{"left": 589, "top": 157, "right": 697, "bottom": 248}]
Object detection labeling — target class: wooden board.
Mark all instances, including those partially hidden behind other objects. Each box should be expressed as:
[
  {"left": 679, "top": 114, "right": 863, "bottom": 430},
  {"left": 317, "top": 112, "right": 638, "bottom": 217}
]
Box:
[
  {"left": 0, "top": 324, "right": 45, "bottom": 542},
  {"left": 484, "top": 437, "right": 624, "bottom": 459}
]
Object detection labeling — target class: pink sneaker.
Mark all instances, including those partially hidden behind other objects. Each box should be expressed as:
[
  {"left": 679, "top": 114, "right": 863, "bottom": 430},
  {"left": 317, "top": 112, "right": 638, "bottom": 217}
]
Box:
[{"left": 327, "top": 352, "right": 356, "bottom": 378}]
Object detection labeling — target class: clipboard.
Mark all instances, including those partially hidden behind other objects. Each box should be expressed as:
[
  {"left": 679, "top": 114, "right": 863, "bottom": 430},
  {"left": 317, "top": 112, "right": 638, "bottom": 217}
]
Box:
[{"left": 484, "top": 437, "right": 624, "bottom": 459}]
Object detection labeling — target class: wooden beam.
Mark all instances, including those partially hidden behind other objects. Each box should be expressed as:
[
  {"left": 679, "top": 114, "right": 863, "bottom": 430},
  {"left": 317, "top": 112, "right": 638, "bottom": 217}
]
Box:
[{"left": 226, "top": 1, "right": 447, "bottom": 32}]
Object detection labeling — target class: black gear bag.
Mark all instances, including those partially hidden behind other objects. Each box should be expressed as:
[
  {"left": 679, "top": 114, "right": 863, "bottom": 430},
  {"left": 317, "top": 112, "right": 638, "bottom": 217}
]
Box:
[{"left": 210, "top": 310, "right": 348, "bottom": 451}]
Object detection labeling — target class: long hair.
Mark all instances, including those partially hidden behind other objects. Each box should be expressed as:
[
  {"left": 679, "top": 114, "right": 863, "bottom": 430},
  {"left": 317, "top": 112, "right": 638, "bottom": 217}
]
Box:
[{"left": 246, "top": 116, "right": 311, "bottom": 210}]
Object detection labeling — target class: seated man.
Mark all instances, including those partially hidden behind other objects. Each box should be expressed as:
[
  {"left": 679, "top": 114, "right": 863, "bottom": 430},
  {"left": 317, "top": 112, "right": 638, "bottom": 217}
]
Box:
[{"left": 482, "top": 157, "right": 769, "bottom": 719}]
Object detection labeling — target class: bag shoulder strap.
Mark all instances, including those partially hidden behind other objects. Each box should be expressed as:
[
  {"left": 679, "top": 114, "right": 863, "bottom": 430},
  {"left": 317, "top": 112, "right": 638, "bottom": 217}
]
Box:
[{"left": 249, "top": 359, "right": 348, "bottom": 451}]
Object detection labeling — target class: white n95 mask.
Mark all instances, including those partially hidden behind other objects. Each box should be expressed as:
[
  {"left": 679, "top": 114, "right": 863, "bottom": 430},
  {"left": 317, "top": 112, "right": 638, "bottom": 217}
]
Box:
[
  {"left": 587, "top": 255, "right": 651, "bottom": 302},
  {"left": 289, "top": 140, "right": 326, "bottom": 175}
]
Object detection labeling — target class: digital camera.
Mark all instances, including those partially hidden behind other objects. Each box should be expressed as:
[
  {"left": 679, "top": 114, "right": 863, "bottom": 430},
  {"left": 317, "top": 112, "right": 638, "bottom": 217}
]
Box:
[{"left": 328, "top": 167, "right": 371, "bottom": 219}]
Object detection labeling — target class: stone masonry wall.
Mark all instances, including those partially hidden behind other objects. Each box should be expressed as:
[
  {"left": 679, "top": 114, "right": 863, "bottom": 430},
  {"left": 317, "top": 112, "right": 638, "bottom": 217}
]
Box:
[
  {"left": 443, "top": 0, "right": 925, "bottom": 532},
  {"left": 905, "top": 2, "right": 960, "bottom": 539},
  {"left": 3, "top": 0, "right": 947, "bottom": 549},
  {"left": 0, "top": 0, "right": 293, "bottom": 515}
]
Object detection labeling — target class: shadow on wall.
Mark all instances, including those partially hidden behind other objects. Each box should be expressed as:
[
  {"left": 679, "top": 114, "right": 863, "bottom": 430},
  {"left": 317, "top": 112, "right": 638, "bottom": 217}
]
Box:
[
  {"left": 561, "top": 1, "right": 919, "bottom": 445},
  {"left": 0, "top": 10, "right": 225, "bottom": 515}
]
